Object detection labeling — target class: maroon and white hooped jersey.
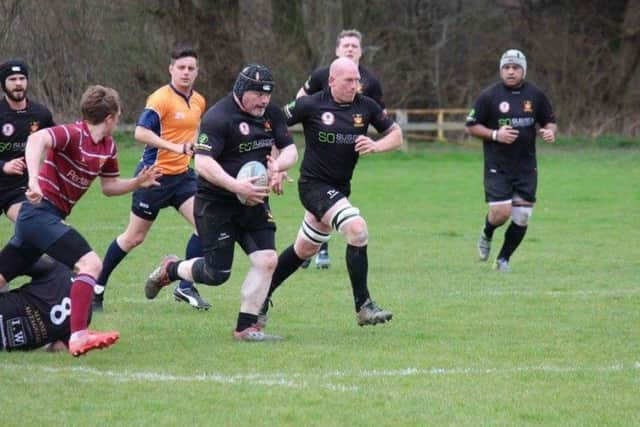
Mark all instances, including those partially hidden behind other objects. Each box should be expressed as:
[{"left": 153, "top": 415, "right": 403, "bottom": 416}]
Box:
[{"left": 40, "top": 120, "right": 119, "bottom": 215}]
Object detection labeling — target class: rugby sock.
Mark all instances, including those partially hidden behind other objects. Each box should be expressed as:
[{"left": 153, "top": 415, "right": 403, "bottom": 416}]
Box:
[
  {"left": 179, "top": 234, "right": 202, "bottom": 290},
  {"left": 319, "top": 241, "right": 329, "bottom": 254},
  {"left": 97, "top": 240, "right": 128, "bottom": 288},
  {"left": 236, "top": 312, "right": 258, "bottom": 331},
  {"left": 346, "top": 244, "right": 370, "bottom": 311},
  {"left": 483, "top": 215, "right": 499, "bottom": 240},
  {"left": 70, "top": 274, "right": 96, "bottom": 333},
  {"left": 268, "top": 245, "right": 305, "bottom": 298},
  {"left": 497, "top": 222, "right": 528, "bottom": 261}
]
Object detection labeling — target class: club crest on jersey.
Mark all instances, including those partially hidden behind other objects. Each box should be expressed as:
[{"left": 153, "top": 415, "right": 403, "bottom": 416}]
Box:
[
  {"left": 239, "top": 122, "right": 250, "bottom": 136},
  {"left": 321, "top": 112, "right": 335, "bottom": 126},
  {"left": 352, "top": 114, "right": 364, "bottom": 127},
  {"left": 29, "top": 121, "right": 40, "bottom": 134},
  {"left": 264, "top": 120, "right": 272, "bottom": 132},
  {"left": 2, "top": 123, "right": 15, "bottom": 136},
  {"left": 499, "top": 102, "right": 510, "bottom": 113},
  {"left": 523, "top": 100, "right": 533, "bottom": 113}
]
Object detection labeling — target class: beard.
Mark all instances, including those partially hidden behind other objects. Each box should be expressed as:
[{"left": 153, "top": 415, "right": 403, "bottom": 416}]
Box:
[{"left": 6, "top": 88, "right": 26, "bottom": 103}]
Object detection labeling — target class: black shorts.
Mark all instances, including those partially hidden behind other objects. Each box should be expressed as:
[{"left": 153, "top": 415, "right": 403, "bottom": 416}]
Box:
[
  {"left": 484, "top": 166, "right": 537, "bottom": 203},
  {"left": 194, "top": 196, "right": 276, "bottom": 256},
  {"left": 0, "top": 186, "right": 26, "bottom": 215},
  {"left": 298, "top": 178, "right": 350, "bottom": 222},
  {"left": 131, "top": 166, "right": 197, "bottom": 220}
]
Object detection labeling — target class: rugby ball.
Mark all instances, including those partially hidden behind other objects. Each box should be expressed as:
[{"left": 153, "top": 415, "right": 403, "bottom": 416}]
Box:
[{"left": 236, "top": 160, "right": 269, "bottom": 205}]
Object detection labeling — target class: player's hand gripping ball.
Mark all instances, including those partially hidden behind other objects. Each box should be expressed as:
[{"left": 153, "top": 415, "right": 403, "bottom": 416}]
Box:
[{"left": 236, "top": 160, "right": 269, "bottom": 205}]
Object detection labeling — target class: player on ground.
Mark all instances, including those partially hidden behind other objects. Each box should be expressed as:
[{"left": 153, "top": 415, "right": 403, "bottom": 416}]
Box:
[
  {"left": 259, "top": 57, "right": 402, "bottom": 328},
  {"left": 297, "top": 29, "right": 386, "bottom": 269},
  {"left": 0, "top": 256, "right": 83, "bottom": 352},
  {"left": 466, "top": 49, "right": 557, "bottom": 271},
  {"left": 94, "top": 44, "right": 210, "bottom": 311},
  {"left": 0, "top": 85, "right": 161, "bottom": 356},
  {"left": 144, "top": 64, "right": 298, "bottom": 341}
]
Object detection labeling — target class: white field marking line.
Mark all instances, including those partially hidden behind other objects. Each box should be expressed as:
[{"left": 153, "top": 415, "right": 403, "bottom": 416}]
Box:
[
  {"left": 449, "top": 288, "right": 640, "bottom": 298},
  {"left": 3, "top": 362, "right": 638, "bottom": 391}
]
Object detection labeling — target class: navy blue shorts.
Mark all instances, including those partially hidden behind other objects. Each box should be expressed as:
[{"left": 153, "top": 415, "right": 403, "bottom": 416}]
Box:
[
  {"left": 298, "top": 178, "right": 350, "bottom": 222},
  {"left": 0, "top": 186, "right": 26, "bottom": 215},
  {"left": 11, "top": 201, "right": 71, "bottom": 252},
  {"left": 131, "top": 165, "right": 197, "bottom": 220}
]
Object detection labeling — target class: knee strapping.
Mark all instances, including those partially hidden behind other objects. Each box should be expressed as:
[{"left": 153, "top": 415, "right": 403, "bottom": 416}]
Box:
[
  {"left": 300, "top": 220, "right": 331, "bottom": 245},
  {"left": 331, "top": 206, "right": 361, "bottom": 232},
  {"left": 511, "top": 205, "right": 533, "bottom": 226},
  {"left": 192, "top": 258, "right": 230, "bottom": 286}
]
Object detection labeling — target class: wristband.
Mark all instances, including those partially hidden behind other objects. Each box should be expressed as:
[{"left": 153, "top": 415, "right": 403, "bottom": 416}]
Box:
[{"left": 491, "top": 130, "right": 498, "bottom": 141}]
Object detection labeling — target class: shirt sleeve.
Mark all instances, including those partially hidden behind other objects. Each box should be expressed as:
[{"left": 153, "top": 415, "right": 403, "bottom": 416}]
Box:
[
  {"left": 366, "top": 97, "right": 394, "bottom": 133},
  {"left": 46, "top": 125, "right": 72, "bottom": 151},
  {"left": 268, "top": 105, "right": 294, "bottom": 150},
  {"left": 283, "top": 97, "right": 309, "bottom": 127},
  {"left": 195, "top": 112, "right": 228, "bottom": 159},
  {"left": 302, "top": 68, "right": 326, "bottom": 95},
  {"left": 465, "top": 91, "right": 491, "bottom": 127},
  {"left": 136, "top": 92, "right": 166, "bottom": 134},
  {"left": 536, "top": 91, "right": 556, "bottom": 127}
]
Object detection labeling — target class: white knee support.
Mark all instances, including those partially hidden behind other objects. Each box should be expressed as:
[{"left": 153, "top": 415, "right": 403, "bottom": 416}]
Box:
[
  {"left": 511, "top": 205, "right": 533, "bottom": 226},
  {"left": 330, "top": 206, "right": 361, "bottom": 232},
  {"left": 300, "top": 220, "right": 331, "bottom": 245}
]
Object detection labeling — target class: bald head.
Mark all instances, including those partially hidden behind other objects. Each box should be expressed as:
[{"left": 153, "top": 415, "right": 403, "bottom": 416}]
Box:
[{"left": 329, "top": 57, "right": 360, "bottom": 103}]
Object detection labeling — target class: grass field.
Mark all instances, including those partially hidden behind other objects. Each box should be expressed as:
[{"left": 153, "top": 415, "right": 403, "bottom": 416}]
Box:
[{"left": 1, "top": 136, "right": 638, "bottom": 426}]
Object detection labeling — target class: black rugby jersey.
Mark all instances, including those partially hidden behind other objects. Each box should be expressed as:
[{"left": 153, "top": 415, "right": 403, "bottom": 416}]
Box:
[
  {"left": 0, "top": 98, "right": 54, "bottom": 192},
  {"left": 303, "top": 65, "right": 385, "bottom": 109},
  {"left": 194, "top": 95, "right": 294, "bottom": 201},
  {"left": 285, "top": 90, "right": 394, "bottom": 186},
  {"left": 0, "top": 261, "right": 73, "bottom": 351},
  {"left": 466, "top": 81, "right": 555, "bottom": 171}
]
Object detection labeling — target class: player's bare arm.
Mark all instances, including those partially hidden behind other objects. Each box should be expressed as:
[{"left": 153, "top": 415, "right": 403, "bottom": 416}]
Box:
[
  {"left": 24, "top": 128, "right": 54, "bottom": 203},
  {"left": 355, "top": 123, "right": 403, "bottom": 155},
  {"left": 266, "top": 144, "right": 298, "bottom": 194},
  {"left": 467, "top": 124, "right": 519, "bottom": 144},
  {"left": 135, "top": 125, "right": 191, "bottom": 155},
  {"left": 99, "top": 166, "right": 162, "bottom": 196},
  {"left": 539, "top": 123, "right": 557, "bottom": 143},
  {"left": 195, "top": 154, "right": 269, "bottom": 204}
]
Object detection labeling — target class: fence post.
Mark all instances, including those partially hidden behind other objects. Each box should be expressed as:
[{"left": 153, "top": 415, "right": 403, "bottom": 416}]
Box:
[
  {"left": 437, "top": 110, "right": 444, "bottom": 141},
  {"left": 394, "top": 109, "right": 409, "bottom": 152}
]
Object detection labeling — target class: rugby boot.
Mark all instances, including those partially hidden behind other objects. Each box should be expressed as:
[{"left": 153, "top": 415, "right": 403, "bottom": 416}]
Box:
[
  {"left": 145, "top": 255, "right": 179, "bottom": 299},
  {"left": 356, "top": 298, "right": 393, "bottom": 326},
  {"left": 68, "top": 330, "right": 120, "bottom": 357},
  {"left": 315, "top": 250, "right": 330, "bottom": 269},
  {"left": 173, "top": 285, "right": 211, "bottom": 310},
  {"left": 477, "top": 231, "right": 491, "bottom": 262}
]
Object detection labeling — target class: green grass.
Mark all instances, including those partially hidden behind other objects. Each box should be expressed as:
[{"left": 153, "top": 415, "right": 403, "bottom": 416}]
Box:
[{"left": 1, "top": 137, "right": 639, "bottom": 426}]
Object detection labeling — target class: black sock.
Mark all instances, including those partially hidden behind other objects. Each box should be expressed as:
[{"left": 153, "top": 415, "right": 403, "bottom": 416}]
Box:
[
  {"left": 267, "top": 245, "right": 305, "bottom": 299},
  {"left": 167, "top": 260, "right": 182, "bottom": 282},
  {"left": 319, "top": 241, "right": 329, "bottom": 253},
  {"left": 497, "top": 222, "right": 528, "bottom": 261},
  {"left": 346, "top": 244, "right": 369, "bottom": 311},
  {"left": 483, "top": 215, "right": 499, "bottom": 240},
  {"left": 236, "top": 312, "right": 258, "bottom": 331}
]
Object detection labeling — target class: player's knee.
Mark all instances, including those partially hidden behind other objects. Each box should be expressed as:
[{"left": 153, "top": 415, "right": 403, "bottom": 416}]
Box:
[
  {"left": 254, "top": 251, "right": 278, "bottom": 273},
  {"left": 511, "top": 205, "right": 533, "bottom": 226},
  {"left": 192, "top": 258, "right": 230, "bottom": 286},
  {"left": 343, "top": 217, "right": 368, "bottom": 246},
  {"left": 76, "top": 253, "right": 102, "bottom": 277},
  {"left": 297, "top": 220, "right": 330, "bottom": 258},
  {"left": 120, "top": 231, "right": 146, "bottom": 249},
  {"left": 331, "top": 205, "right": 362, "bottom": 233}
]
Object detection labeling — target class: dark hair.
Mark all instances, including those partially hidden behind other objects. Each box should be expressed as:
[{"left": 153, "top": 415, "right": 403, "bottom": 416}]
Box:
[
  {"left": 171, "top": 44, "right": 198, "bottom": 62},
  {"left": 80, "top": 85, "right": 121, "bottom": 124}
]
